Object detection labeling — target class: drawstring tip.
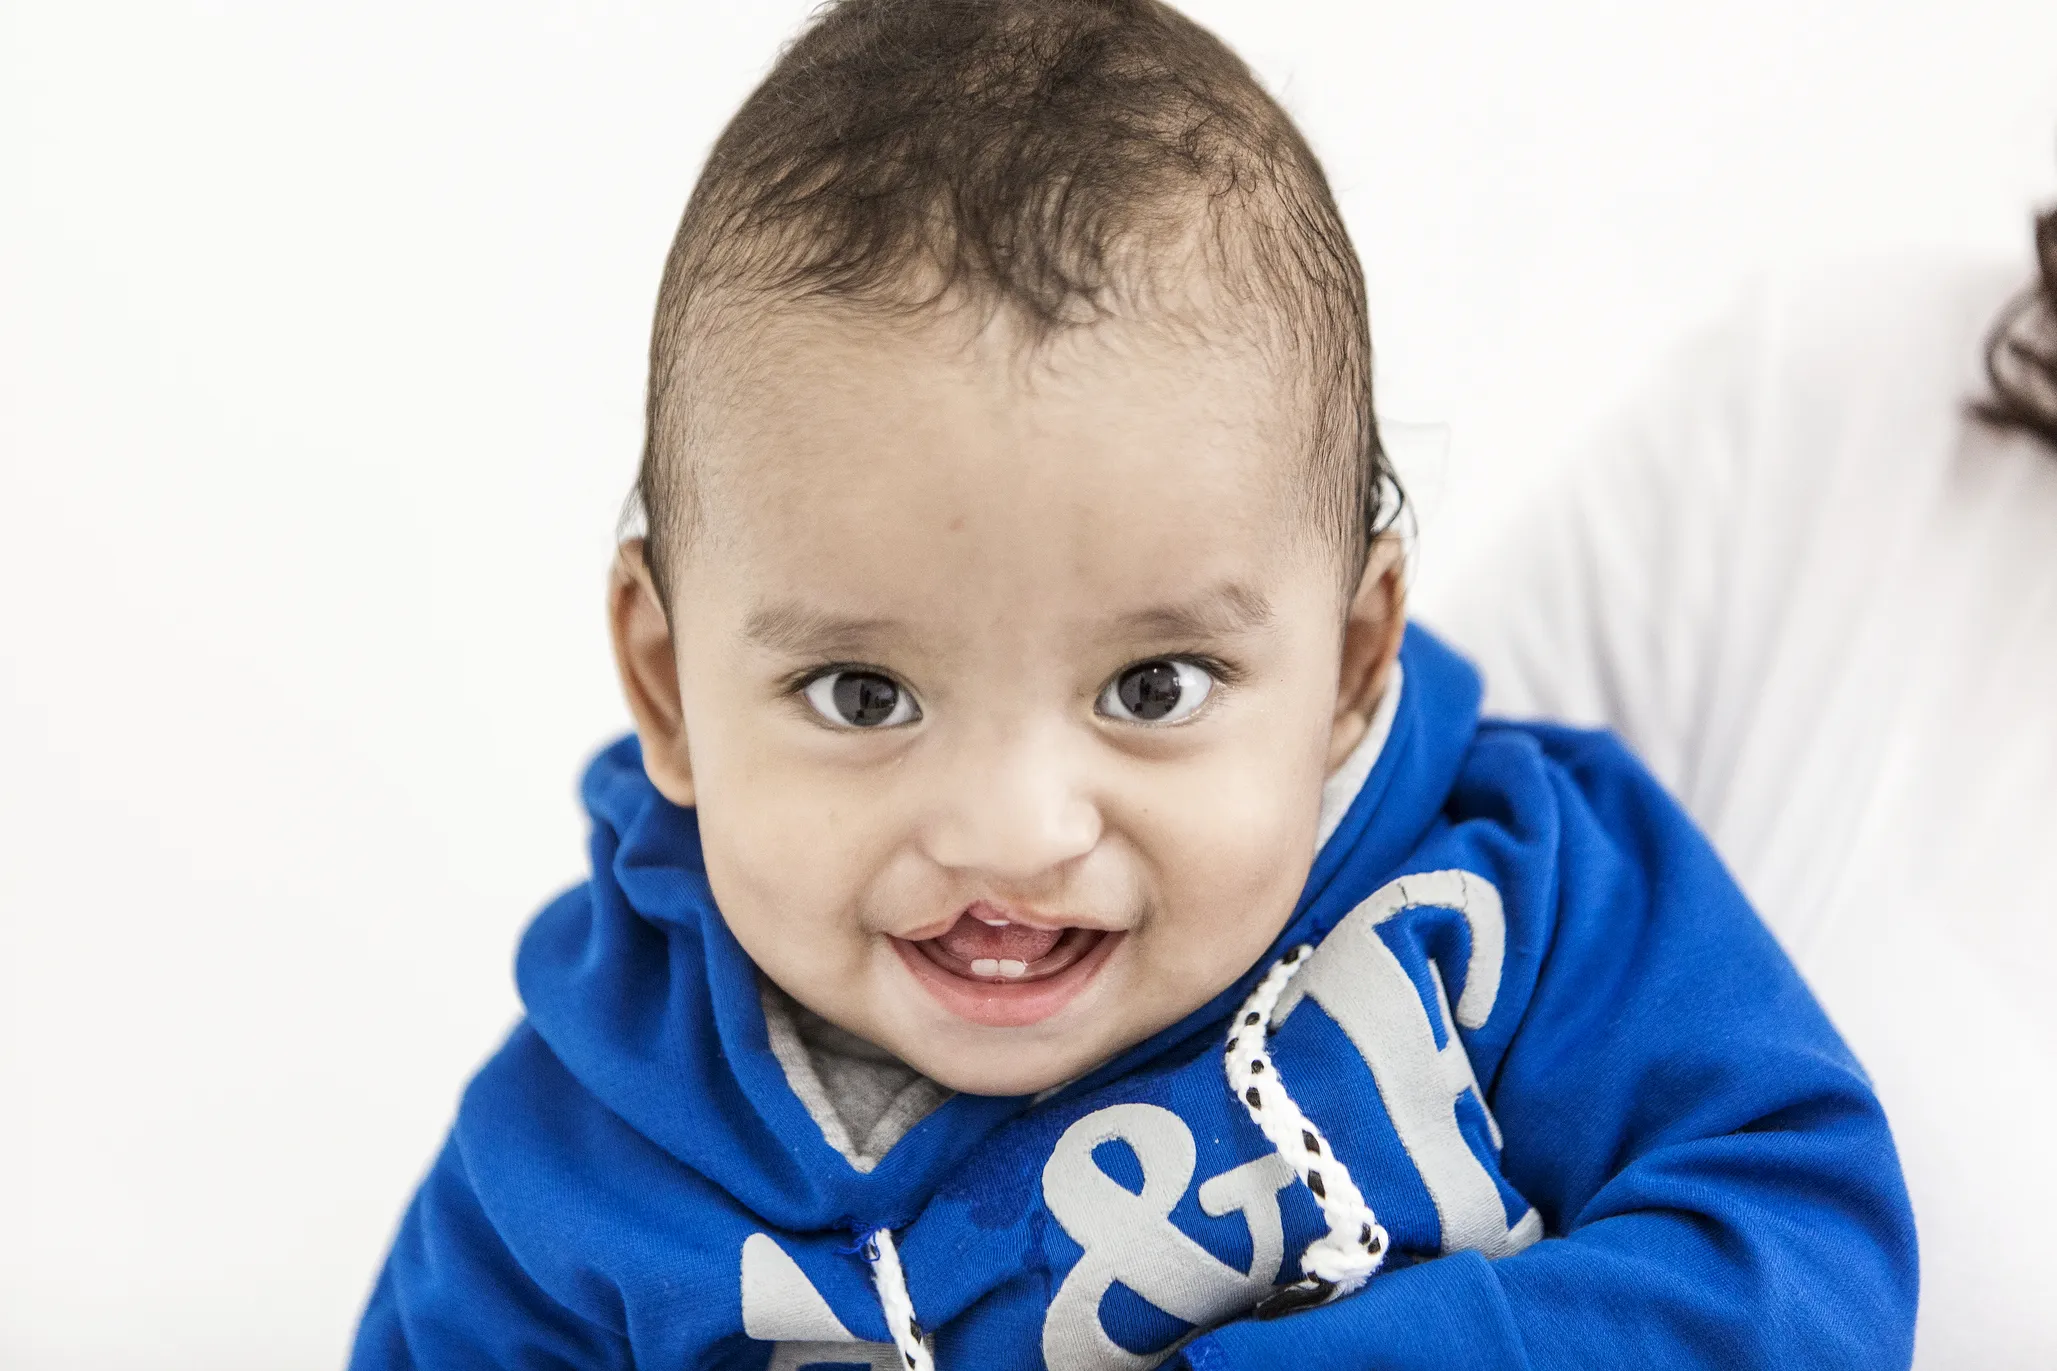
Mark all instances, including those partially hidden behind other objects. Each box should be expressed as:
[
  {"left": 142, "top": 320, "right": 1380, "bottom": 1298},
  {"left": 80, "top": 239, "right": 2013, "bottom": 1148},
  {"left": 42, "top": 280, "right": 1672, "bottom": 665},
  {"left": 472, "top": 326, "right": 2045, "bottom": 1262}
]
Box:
[{"left": 1253, "top": 1277, "right": 1337, "bottom": 1320}]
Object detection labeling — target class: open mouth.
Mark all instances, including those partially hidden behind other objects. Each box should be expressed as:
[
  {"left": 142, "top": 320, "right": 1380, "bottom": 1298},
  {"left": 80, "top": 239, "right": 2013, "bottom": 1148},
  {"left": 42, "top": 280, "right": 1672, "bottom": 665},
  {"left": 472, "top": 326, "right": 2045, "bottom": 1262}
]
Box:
[{"left": 893, "top": 901, "right": 1122, "bottom": 1028}]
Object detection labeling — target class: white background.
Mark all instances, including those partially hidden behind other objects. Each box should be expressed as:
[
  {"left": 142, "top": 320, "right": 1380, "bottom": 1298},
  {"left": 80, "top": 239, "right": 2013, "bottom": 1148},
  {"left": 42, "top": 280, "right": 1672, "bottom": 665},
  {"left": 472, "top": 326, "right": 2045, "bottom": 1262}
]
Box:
[{"left": 3, "top": 1, "right": 2054, "bottom": 1365}]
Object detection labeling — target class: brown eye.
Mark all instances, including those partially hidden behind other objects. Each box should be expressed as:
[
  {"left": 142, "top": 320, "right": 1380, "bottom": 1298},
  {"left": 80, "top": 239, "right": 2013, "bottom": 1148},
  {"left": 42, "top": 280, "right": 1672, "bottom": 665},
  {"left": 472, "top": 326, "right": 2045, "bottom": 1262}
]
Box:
[
  {"left": 1098, "top": 659, "right": 1213, "bottom": 724},
  {"left": 802, "top": 670, "right": 919, "bottom": 728}
]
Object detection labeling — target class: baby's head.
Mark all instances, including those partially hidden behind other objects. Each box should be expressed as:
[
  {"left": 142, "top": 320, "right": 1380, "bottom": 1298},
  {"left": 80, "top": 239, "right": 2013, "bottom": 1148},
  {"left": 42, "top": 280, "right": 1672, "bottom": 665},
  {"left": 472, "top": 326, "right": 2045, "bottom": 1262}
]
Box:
[{"left": 610, "top": 0, "right": 1404, "bottom": 1095}]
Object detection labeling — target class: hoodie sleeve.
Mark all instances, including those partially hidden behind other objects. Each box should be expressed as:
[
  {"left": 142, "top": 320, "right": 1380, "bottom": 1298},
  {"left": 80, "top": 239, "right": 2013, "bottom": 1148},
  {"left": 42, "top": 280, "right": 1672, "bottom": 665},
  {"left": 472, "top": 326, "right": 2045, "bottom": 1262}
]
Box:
[
  {"left": 350, "top": 1133, "right": 635, "bottom": 1371},
  {"left": 1178, "top": 728, "right": 1918, "bottom": 1371}
]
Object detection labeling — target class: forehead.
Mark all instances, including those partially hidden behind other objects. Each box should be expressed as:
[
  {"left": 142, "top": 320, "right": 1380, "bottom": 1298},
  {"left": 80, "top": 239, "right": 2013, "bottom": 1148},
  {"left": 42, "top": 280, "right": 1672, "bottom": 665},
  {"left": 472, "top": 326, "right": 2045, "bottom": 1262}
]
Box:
[{"left": 678, "top": 304, "right": 1323, "bottom": 635}]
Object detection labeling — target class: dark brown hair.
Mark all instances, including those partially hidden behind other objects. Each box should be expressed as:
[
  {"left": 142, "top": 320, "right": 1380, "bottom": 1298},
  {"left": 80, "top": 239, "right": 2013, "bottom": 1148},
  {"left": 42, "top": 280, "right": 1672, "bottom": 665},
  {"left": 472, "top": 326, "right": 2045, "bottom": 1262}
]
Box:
[
  {"left": 635, "top": 0, "right": 1398, "bottom": 603},
  {"left": 1974, "top": 205, "right": 2057, "bottom": 450}
]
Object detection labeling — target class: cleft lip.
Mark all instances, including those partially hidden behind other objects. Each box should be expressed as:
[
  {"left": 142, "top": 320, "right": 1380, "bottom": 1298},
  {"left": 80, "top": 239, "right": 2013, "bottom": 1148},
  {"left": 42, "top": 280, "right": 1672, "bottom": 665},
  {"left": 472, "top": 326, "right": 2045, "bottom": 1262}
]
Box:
[
  {"left": 896, "top": 897, "right": 1121, "bottom": 943},
  {"left": 958, "top": 898, "right": 1074, "bottom": 933}
]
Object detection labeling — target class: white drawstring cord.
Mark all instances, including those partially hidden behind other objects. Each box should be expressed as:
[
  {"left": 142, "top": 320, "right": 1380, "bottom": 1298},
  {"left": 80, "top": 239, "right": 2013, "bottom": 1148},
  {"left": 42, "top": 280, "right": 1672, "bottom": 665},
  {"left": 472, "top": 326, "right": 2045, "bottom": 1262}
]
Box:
[
  {"left": 1225, "top": 944, "right": 1389, "bottom": 1310},
  {"left": 862, "top": 1226, "right": 935, "bottom": 1371}
]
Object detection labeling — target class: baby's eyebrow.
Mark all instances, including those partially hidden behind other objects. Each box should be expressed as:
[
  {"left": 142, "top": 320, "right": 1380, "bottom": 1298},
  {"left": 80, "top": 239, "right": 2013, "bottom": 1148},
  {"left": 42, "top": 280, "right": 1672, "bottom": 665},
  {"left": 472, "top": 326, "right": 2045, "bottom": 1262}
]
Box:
[
  {"left": 1111, "top": 583, "right": 1274, "bottom": 641},
  {"left": 741, "top": 602, "right": 908, "bottom": 658}
]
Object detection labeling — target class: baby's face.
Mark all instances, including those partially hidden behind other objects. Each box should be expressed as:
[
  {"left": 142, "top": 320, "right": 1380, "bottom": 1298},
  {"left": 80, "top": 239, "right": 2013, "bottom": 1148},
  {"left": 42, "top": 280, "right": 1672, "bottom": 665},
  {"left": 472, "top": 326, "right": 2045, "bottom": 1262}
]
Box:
[{"left": 616, "top": 306, "right": 1399, "bottom": 1095}]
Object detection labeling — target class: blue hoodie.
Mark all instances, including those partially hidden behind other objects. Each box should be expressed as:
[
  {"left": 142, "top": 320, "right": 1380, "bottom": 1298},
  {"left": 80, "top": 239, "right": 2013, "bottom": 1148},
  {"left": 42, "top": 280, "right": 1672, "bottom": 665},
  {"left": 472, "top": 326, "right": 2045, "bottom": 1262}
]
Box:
[{"left": 351, "top": 628, "right": 1917, "bottom": 1370}]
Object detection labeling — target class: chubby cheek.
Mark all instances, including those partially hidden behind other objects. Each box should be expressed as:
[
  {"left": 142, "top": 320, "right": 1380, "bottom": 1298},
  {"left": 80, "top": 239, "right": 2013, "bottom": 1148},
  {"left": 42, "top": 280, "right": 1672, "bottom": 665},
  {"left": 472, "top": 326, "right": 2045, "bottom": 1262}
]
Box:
[
  {"left": 1125, "top": 742, "right": 1327, "bottom": 1006},
  {"left": 1154, "top": 812, "right": 1312, "bottom": 989},
  {"left": 692, "top": 744, "right": 897, "bottom": 984}
]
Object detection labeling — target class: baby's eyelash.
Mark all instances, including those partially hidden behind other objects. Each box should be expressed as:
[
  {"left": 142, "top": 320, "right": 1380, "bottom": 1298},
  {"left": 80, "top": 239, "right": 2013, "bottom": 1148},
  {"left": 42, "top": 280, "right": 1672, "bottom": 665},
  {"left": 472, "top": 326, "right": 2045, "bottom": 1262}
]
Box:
[
  {"left": 1159, "top": 652, "right": 1246, "bottom": 686},
  {"left": 781, "top": 661, "right": 895, "bottom": 695}
]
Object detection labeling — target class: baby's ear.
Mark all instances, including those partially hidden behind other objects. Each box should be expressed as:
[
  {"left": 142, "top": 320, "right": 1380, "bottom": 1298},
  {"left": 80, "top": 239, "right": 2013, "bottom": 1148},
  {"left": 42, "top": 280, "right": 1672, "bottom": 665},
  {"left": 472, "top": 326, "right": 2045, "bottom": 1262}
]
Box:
[
  {"left": 1326, "top": 536, "right": 1407, "bottom": 775},
  {"left": 609, "top": 540, "right": 696, "bottom": 807}
]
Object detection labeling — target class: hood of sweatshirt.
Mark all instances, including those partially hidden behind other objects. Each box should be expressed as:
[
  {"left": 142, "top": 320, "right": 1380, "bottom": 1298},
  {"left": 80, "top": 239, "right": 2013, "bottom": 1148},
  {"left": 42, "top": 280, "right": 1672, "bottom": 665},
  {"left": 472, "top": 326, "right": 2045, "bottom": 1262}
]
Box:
[{"left": 512, "top": 625, "right": 1480, "bottom": 1237}]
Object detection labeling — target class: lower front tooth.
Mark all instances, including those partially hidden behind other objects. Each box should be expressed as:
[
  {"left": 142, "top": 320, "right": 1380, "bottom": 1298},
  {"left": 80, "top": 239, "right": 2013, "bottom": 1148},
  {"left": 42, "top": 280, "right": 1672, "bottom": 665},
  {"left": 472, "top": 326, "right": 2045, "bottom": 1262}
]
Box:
[
  {"left": 971, "top": 958, "right": 1001, "bottom": 977},
  {"left": 997, "top": 959, "right": 1027, "bottom": 978}
]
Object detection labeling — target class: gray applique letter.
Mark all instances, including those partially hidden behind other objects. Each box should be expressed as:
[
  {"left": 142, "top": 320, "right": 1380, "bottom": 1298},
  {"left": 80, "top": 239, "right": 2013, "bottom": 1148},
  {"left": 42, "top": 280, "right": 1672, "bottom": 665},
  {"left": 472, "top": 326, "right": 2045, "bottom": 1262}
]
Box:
[
  {"left": 1272, "top": 869, "right": 1542, "bottom": 1257},
  {"left": 1041, "top": 1105, "right": 1286, "bottom": 1371},
  {"left": 741, "top": 1232, "right": 902, "bottom": 1371}
]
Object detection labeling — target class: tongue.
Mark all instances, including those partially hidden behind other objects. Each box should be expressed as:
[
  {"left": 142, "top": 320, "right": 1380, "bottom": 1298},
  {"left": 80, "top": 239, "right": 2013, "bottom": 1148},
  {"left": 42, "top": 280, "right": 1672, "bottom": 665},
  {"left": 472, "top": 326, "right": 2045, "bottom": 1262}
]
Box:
[{"left": 933, "top": 913, "right": 1064, "bottom": 966}]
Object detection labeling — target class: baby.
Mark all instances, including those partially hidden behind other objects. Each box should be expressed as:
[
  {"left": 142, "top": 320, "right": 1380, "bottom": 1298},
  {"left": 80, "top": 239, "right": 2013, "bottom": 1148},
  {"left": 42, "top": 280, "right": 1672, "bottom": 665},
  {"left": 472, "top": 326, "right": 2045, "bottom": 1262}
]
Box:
[{"left": 352, "top": 2, "right": 1916, "bottom": 1368}]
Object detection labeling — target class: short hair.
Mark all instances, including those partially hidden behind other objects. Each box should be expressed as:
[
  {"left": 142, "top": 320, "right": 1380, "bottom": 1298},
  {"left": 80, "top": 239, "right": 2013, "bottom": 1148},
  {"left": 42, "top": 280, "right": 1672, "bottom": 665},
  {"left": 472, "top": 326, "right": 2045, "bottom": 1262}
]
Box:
[
  {"left": 1975, "top": 203, "right": 2057, "bottom": 452},
  {"left": 635, "top": 0, "right": 1401, "bottom": 603}
]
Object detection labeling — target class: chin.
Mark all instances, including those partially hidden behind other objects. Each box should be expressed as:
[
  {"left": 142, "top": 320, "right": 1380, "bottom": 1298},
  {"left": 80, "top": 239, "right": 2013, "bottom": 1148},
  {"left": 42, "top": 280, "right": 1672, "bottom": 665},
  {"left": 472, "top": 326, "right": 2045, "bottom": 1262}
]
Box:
[{"left": 899, "top": 1036, "right": 1099, "bottom": 1098}]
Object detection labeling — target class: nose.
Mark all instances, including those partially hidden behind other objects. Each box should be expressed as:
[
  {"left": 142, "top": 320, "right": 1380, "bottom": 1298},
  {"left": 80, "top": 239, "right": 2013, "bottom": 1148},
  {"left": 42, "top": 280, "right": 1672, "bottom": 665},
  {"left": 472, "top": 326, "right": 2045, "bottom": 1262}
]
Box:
[{"left": 919, "top": 721, "right": 1104, "bottom": 885}]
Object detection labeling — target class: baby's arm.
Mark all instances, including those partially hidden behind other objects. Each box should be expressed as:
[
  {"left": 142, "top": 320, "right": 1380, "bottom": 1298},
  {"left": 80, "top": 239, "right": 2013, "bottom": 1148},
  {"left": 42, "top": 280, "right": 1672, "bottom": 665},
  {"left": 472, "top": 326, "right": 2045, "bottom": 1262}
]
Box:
[
  {"left": 351, "top": 1087, "right": 636, "bottom": 1369},
  {"left": 1178, "top": 728, "right": 1917, "bottom": 1370}
]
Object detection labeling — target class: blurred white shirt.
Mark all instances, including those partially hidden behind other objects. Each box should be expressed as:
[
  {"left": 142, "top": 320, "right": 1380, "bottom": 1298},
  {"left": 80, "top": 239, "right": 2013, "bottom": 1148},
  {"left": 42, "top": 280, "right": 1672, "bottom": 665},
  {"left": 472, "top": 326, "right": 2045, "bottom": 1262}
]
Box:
[{"left": 1430, "top": 262, "right": 2057, "bottom": 1368}]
